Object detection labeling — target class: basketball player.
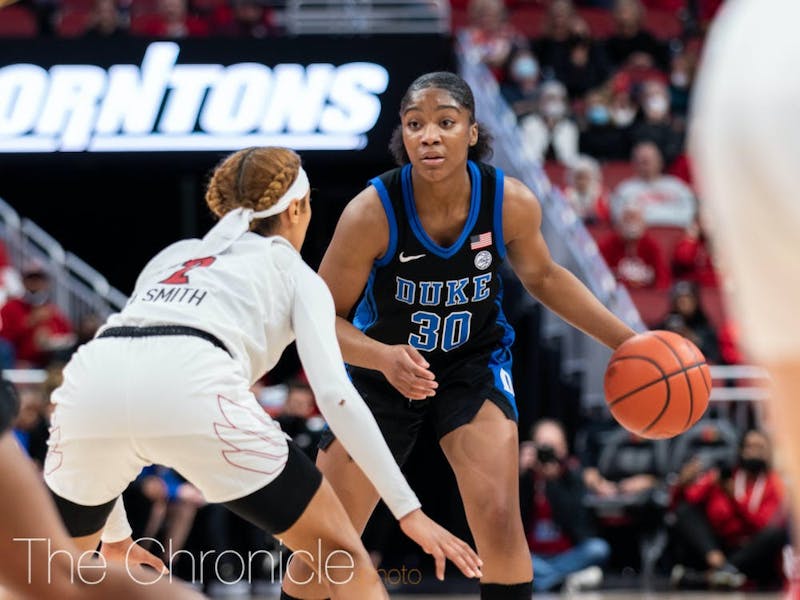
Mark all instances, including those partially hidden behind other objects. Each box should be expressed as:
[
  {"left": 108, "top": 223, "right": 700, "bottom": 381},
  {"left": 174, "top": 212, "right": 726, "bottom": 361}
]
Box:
[
  {"left": 690, "top": 0, "right": 800, "bottom": 592},
  {"left": 42, "top": 147, "right": 482, "bottom": 599},
  {"left": 282, "top": 72, "right": 637, "bottom": 600},
  {"left": 0, "top": 377, "right": 205, "bottom": 599}
]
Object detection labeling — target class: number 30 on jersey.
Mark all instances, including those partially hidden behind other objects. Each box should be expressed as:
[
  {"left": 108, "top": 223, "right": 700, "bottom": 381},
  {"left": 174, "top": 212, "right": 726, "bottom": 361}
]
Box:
[{"left": 409, "top": 310, "right": 472, "bottom": 352}]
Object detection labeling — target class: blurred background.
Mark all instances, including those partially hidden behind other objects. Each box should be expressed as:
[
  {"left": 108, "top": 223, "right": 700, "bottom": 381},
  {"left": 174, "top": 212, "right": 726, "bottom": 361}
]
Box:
[{"left": 0, "top": 0, "right": 792, "bottom": 596}]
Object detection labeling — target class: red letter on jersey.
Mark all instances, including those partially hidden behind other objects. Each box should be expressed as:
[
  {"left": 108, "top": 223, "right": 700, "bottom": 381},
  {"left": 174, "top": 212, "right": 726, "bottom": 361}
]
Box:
[{"left": 160, "top": 257, "right": 216, "bottom": 285}]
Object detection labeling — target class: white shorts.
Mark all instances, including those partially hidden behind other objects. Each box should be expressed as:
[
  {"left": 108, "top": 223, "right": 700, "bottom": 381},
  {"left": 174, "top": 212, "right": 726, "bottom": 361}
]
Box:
[
  {"left": 44, "top": 336, "right": 289, "bottom": 506},
  {"left": 691, "top": 0, "right": 800, "bottom": 363}
]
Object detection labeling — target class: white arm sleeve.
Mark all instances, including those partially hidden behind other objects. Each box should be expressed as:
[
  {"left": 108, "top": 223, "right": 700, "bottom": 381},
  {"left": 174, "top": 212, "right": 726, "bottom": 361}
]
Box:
[
  {"left": 292, "top": 265, "right": 421, "bottom": 520},
  {"left": 100, "top": 496, "right": 133, "bottom": 543}
]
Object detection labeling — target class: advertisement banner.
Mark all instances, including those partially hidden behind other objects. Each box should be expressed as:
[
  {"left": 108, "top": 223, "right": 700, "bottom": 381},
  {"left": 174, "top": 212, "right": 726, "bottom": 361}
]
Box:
[{"left": 0, "top": 36, "right": 454, "bottom": 163}]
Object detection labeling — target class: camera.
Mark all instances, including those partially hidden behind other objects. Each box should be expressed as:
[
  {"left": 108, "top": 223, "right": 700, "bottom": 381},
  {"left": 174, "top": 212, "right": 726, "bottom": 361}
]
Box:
[{"left": 536, "top": 444, "right": 558, "bottom": 464}]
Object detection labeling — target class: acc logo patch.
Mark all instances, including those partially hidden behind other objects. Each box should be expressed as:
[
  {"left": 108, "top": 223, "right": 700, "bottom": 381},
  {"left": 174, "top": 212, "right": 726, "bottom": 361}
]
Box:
[{"left": 474, "top": 250, "right": 492, "bottom": 270}]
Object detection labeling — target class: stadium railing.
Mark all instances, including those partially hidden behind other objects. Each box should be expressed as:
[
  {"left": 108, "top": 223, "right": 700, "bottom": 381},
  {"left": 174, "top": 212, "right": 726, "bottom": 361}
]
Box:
[
  {"left": 0, "top": 196, "right": 128, "bottom": 323},
  {"left": 282, "top": 0, "right": 450, "bottom": 34}
]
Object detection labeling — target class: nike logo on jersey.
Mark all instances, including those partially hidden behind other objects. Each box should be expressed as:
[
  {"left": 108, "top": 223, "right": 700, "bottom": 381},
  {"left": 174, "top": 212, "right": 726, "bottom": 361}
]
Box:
[{"left": 399, "top": 252, "right": 426, "bottom": 263}]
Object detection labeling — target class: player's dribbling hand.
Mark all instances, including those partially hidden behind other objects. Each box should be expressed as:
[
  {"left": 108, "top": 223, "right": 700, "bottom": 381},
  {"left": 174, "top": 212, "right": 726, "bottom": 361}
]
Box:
[
  {"left": 399, "top": 509, "right": 483, "bottom": 581},
  {"left": 380, "top": 345, "right": 438, "bottom": 400},
  {"left": 101, "top": 537, "right": 169, "bottom": 575}
]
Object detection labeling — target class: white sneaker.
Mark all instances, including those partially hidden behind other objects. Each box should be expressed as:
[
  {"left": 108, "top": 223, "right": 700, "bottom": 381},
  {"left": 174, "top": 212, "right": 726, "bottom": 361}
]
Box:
[{"left": 563, "top": 566, "right": 603, "bottom": 593}]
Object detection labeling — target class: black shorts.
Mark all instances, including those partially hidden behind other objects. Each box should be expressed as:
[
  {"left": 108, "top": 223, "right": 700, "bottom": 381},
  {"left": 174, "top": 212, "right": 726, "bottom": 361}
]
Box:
[{"left": 319, "top": 350, "right": 517, "bottom": 466}]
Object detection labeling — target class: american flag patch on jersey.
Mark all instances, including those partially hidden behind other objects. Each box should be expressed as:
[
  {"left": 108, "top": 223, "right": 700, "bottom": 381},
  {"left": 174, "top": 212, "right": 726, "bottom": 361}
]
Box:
[{"left": 470, "top": 232, "right": 492, "bottom": 249}]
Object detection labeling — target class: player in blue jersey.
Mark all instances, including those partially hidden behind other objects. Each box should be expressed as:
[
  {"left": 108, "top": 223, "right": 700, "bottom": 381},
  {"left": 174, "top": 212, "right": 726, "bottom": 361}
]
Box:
[{"left": 281, "top": 72, "right": 637, "bottom": 600}]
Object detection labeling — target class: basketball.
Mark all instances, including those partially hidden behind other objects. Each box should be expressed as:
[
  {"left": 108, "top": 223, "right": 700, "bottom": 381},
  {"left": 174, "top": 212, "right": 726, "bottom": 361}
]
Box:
[{"left": 604, "top": 330, "right": 711, "bottom": 440}]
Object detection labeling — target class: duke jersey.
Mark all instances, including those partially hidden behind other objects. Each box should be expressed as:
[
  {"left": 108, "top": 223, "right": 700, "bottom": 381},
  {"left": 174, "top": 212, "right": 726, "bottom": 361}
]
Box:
[{"left": 351, "top": 160, "right": 515, "bottom": 388}]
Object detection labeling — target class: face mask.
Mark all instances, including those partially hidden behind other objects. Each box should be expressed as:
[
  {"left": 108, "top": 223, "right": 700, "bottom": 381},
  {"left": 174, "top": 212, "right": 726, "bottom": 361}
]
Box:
[
  {"left": 740, "top": 457, "right": 768, "bottom": 474},
  {"left": 511, "top": 57, "right": 539, "bottom": 81},
  {"left": 671, "top": 72, "right": 689, "bottom": 88},
  {"left": 587, "top": 105, "right": 610, "bottom": 126},
  {"left": 23, "top": 290, "right": 50, "bottom": 307},
  {"left": 542, "top": 99, "right": 566, "bottom": 119},
  {"left": 610, "top": 107, "right": 636, "bottom": 127},
  {"left": 645, "top": 95, "right": 669, "bottom": 119}
]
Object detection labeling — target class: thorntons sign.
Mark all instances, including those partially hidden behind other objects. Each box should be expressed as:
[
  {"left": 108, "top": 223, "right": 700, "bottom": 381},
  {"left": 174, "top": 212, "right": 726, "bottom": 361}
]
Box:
[{"left": 0, "top": 42, "right": 390, "bottom": 153}]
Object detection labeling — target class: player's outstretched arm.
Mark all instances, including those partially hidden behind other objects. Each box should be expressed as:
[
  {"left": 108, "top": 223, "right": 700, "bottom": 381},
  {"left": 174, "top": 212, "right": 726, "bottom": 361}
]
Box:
[
  {"left": 318, "top": 187, "right": 437, "bottom": 399},
  {"left": 398, "top": 509, "right": 483, "bottom": 581},
  {"left": 502, "top": 177, "right": 636, "bottom": 350},
  {"left": 291, "top": 265, "right": 482, "bottom": 579}
]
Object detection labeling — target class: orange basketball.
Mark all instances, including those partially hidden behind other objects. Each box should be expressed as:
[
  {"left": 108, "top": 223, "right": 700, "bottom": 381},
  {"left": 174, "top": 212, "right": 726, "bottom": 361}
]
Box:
[{"left": 604, "top": 330, "right": 711, "bottom": 439}]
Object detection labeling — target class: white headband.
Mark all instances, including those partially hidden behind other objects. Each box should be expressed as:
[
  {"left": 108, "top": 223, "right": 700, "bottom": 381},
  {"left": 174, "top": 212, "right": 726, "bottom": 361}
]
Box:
[
  {"left": 198, "top": 167, "right": 310, "bottom": 256},
  {"left": 252, "top": 167, "right": 310, "bottom": 219}
]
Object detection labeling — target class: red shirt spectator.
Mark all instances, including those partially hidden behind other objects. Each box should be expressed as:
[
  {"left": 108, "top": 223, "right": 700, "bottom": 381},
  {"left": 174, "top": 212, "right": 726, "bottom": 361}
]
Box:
[
  {"left": 0, "top": 263, "right": 74, "bottom": 367},
  {"left": 136, "top": 0, "right": 209, "bottom": 37},
  {"left": 599, "top": 202, "right": 670, "bottom": 289},
  {"left": 672, "top": 220, "right": 718, "bottom": 287},
  {"left": 683, "top": 468, "right": 785, "bottom": 549}
]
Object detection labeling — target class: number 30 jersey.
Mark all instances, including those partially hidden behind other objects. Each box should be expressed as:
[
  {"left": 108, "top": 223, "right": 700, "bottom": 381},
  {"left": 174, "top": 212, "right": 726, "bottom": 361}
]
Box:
[{"left": 352, "top": 160, "right": 515, "bottom": 375}]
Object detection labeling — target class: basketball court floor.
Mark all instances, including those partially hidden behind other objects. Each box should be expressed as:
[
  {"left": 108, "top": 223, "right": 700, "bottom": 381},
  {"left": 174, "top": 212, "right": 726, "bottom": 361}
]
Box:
[
  {"left": 248, "top": 592, "right": 783, "bottom": 599},
  {"left": 248, "top": 594, "right": 783, "bottom": 599}
]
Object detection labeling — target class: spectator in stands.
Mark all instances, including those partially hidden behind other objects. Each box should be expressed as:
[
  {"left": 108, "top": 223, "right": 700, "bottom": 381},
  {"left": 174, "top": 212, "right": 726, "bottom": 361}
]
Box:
[
  {"left": 0, "top": 261, "right": 75, "bottom": 368},
  {"left": 668, "top": 45, "right": 696, "bottom": 116},
  {"left": 671, "top": 216, "right": 718, "bottom": 287},
  {"left": 135, "top": 465, "right": 206, "bottom": 562},
  {"left": 136, "top": 0, "right": 209, "bottom": 37},
  {"left": 658, "top": 280, "right": 720, "bottom": 363},
  {"left": 534, "top": 0, "right": 579, "bottom": 76},
  {"left": 520, "top": 419, "right": 610, "bottom": 593},
  {"left": 0, "top": 240, "right": 23, "bottom": 308},
  {"left": 12, "top": 383, "right": 49, "bottom": 467},
  {"left": 465, "top": 0, "right": 526, "bottom": 80},
  {"left": 547, "top": 18, "right": 611, "bottom": 99},
  {"left": 562, "top": 155, "right": 610, "bottom": 223},
  {"left": 578, "top": 88, "right": 634, "bottom": 160},
  {"left": 53, "top": 311, "right": 103, "bottom": 362},
  {"left": 82, "top": 0, "right": 129, "bottom": 38},
  {"left": 276, "top": 378, "right": 324, "bottom": 459},
  {"left": 604, "top": 0, "right": 667, "bottom": 69},
  {"left": 500, "top": 47, "right": 541, "bottom": 118},
  {"left": 213, "top": 0, "right": 277, "bottom": 37},
  {"left": 599, "top": 201, "right": 670, "bottom": 289},
  {"left": 631, "top": 79, "right": 684, "bottom": 165},
  {"left": 519, "top": 80, "right": 579, "bottom": 165},
  {"left": 610, "top": 141, "right": 695, "bottom": 227},
  {"left": 0, "top": 241, "right": 23, "bottom": 369},
  {"left": 671, "top": 429, "right": 789, "bottom": 590}
]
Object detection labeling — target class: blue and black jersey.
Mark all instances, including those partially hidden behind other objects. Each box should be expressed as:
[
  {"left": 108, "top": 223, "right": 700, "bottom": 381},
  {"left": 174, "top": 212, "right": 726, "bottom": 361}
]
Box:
[{"left": 350, "top": 160, "right": 516, "bottom": 406}]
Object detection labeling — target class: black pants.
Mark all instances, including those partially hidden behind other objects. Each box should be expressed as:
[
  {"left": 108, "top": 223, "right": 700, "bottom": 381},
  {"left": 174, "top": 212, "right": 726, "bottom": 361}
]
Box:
[{"left": 672, "top": 501, "right": 788, "bottom": 583}]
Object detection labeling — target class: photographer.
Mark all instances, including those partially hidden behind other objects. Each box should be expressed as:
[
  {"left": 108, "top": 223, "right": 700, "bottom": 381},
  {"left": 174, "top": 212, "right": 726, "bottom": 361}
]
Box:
[
  {"left": 671, "top": 429, "right": 789, "bottom": 590},
  {"left": 519, "top": 419, "right": 610, "bottom": 593}
]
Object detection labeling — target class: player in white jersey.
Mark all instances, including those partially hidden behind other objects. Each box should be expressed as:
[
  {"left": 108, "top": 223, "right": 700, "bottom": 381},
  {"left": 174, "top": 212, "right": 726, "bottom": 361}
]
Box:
[
  {"left": 691, "top": 0, "right": 800, "bottom": 592},
  {"left": 42, "top": 146, "right": 482, "bottom": 598},
  {"left": 0, "top": 377, "right": 204, "bottom": 600}
]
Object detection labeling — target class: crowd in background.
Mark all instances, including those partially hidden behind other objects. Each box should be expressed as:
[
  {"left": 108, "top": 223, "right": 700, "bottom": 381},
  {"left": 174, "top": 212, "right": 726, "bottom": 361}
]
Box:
[{"left": 0, "top": 0, "right": 793, "bottom": 594}]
